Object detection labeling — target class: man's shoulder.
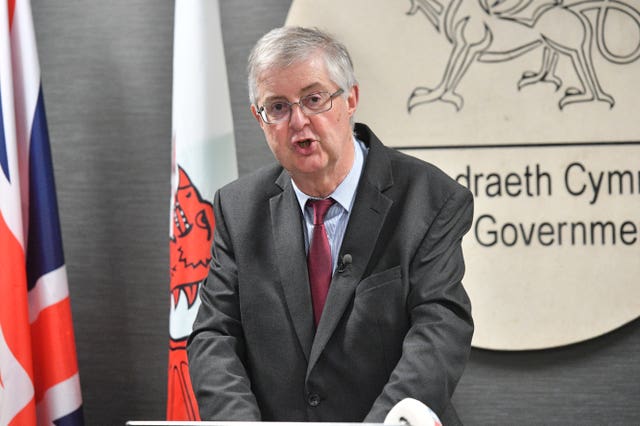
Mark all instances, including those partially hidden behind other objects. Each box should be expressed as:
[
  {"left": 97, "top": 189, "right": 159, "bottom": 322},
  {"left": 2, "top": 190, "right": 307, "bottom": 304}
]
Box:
[
  {"left": 218, "top": 162, "right": 284, "bottom": 202},
  {"left": 387, "top": 146, "right": 457, "bottom": 186},
  {"left": 358, "top": 123, "right": 467, "bottom": 196}
]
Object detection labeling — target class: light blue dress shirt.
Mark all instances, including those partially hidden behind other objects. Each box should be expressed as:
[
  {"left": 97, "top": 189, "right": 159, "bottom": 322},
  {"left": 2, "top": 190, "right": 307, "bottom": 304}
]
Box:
[{"left": 292, "top": 136, "right": 368, "bottom": 272}]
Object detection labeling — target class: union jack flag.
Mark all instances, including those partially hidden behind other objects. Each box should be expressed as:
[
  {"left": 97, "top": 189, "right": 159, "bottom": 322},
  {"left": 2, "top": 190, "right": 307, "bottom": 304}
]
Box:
[{"left": 0, "top": 0, "right": 84, "bottom": 424}]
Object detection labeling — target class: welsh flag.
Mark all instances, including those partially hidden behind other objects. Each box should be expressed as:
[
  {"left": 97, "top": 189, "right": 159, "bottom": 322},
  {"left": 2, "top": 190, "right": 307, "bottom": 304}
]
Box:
[
  {"left": 168, "top": 0, "right": 238, "bottom": 420},
  {"left": 0, "top": 0, "right": 84, "bottom": 425}
]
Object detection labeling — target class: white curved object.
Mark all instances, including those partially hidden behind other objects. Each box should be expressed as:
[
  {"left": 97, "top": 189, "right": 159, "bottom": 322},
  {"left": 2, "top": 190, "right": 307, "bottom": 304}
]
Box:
[{"left": 384, "top": 398, "right": 442, "bottom": 426}]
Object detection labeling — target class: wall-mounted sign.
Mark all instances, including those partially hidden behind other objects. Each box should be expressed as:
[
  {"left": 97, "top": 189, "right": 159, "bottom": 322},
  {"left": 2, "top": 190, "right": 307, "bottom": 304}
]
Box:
[{"left": 287, "top": 0, "right": 640, "bottom": 350}]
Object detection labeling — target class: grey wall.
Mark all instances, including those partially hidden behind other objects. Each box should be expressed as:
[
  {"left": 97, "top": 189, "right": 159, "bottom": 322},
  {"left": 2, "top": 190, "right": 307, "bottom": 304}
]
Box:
[{"left": 32, "top": 0, "right": 639, "bottom": 425}]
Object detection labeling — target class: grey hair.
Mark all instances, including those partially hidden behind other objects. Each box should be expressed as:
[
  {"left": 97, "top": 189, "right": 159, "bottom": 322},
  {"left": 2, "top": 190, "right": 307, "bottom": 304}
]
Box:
[{"left": 247, "top": 26, "right": 357, "bottom": 106}]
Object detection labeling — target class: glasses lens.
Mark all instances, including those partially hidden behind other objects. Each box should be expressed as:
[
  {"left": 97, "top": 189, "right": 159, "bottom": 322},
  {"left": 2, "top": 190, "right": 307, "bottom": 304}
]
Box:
[
  {"left": 302, "top": 92, "right": 331, "bottom": 112},
  {"left": 260, "top": 90, "right": 340, "bottom": 124},
  {"left": 264, "top": 102, "right": 290, "bottom": 123}
]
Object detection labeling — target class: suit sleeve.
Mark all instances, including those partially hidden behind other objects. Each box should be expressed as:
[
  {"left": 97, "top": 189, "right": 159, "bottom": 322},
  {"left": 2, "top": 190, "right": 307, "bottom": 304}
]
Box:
[
  {"left": 364, "top": 187, "right": 474, "bottom": 422},
  {"left": 187, "top": 190, "right": 261, "bottom": 420}
]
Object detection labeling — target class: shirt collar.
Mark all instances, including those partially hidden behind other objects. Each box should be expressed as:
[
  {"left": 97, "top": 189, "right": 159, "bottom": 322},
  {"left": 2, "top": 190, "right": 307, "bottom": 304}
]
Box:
[{"left": 292, "top": 135, "right": 365, "bottom": 213}]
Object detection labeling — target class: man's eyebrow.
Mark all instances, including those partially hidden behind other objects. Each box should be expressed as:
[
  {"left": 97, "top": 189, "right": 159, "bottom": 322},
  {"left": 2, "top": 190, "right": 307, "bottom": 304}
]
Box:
[
  {"left": 300, "top": 83, "right": 325, "bottom": 93},
  {"left": 262, "top": 94, "right": 288, "bottom": 104},
  {"left": 262, "top": 83, "right": 328, "bottom": 104}
]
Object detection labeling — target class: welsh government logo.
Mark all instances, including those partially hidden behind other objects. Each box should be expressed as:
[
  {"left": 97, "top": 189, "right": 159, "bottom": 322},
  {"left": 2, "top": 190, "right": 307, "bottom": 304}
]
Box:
[
  {"left": 406, "top": 0, "right": 640, "bottom": 111},
  {"left": 168, "top": 165, "right": 214, "bottom": 419}
]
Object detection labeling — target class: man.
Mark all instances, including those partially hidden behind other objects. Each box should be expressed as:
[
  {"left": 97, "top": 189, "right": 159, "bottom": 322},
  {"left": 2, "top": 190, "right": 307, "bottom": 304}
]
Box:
[{"left": 187, "top": 26, "right": 474, "bottom": 425}]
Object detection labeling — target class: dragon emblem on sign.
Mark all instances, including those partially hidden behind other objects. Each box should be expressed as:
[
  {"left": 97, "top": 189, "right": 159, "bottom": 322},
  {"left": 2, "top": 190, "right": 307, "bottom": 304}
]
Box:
[{"left": 406, "top": 0, "right": 640, "bottom": 111}]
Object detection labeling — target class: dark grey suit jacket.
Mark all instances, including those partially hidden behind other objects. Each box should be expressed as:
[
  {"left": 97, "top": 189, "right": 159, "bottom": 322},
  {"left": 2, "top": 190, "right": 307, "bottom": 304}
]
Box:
[{"left": 188, "top": 123, "right": 474, "bottom": 424}]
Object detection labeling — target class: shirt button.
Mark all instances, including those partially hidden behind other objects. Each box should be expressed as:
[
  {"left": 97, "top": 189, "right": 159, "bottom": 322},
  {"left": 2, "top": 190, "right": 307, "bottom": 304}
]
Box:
[{"left": 307, "top": 393, "right": 321, "bottom": 407}]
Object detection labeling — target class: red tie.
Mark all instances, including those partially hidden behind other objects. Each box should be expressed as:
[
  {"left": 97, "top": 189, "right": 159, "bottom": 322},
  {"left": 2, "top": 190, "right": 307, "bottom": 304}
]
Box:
[{"left": 307, "top": 198, "right": 335, "bottom": 327}]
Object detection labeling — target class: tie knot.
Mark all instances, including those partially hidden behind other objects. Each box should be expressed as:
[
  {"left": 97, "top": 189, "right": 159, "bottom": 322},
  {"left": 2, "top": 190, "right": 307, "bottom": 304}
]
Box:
[{"left": 308, "top": 198, "right": 334, "bottom": 225}]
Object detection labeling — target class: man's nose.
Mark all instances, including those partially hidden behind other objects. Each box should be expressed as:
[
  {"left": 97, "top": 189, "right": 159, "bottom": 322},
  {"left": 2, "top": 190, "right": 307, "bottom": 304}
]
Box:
[{"left": 289, "top": 102, "right": 310, "bottom": 128}]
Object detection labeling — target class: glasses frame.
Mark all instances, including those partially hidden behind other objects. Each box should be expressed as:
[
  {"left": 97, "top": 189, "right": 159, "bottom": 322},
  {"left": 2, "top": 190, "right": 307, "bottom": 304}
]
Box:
[{"left": 256, "top": 88, "right": 345, "bottom": 124}]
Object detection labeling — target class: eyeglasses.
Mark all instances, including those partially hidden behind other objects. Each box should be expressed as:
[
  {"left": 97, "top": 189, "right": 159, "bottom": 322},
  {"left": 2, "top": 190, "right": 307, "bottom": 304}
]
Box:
[{"left": 256, "top": 89, "right": 344, "bottom": 124}]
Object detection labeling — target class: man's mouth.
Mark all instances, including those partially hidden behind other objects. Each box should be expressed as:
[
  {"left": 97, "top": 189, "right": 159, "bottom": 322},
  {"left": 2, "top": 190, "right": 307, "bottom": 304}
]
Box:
[{"left": 297, "top": 138, "right": 313, "bottom": 148}]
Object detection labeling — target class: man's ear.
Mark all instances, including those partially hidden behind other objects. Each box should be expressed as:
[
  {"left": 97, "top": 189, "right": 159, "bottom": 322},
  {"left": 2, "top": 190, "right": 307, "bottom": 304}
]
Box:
[
  {"left": 346, "top": 84, "right": 359, "bottom": 118},
  {"left": 250, "top": 104, "right": 265, "bottom": 129}
]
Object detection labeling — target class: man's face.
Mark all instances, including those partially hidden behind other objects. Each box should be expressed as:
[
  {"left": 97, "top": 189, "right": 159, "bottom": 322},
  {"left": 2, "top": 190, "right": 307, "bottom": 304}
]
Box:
[{"left": 251, "top": 55, "right": 359, "bottom": 195}]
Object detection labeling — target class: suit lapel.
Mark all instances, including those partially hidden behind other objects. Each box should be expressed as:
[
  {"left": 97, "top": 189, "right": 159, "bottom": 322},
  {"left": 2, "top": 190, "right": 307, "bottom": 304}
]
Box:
[
  {"left": 308, "top": 125, "right": 394, "bottom": 375},
  {"left": 270, "top": 171, "right": 315, "bottom": 362}
]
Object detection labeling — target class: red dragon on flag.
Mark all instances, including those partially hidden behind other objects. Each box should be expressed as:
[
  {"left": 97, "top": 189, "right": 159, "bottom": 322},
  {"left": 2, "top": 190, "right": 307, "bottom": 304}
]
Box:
[
  {"left": 168, "top": 0, "right": 237, "bottom": 419},
  {"left": 168, "top": 166, "right": 213, "bottom": 420}
]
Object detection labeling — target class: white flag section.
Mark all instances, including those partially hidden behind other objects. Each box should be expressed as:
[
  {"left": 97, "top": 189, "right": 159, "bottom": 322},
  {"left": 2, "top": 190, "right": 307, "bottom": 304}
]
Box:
[{"left": 168, "top": 0, "right": 238, "bottom": 420}]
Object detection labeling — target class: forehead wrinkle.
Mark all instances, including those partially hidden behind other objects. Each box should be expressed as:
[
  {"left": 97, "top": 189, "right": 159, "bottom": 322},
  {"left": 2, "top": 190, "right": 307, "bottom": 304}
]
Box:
[{"left": 256, "top": 57, "right": 334, "bottom": 104}]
